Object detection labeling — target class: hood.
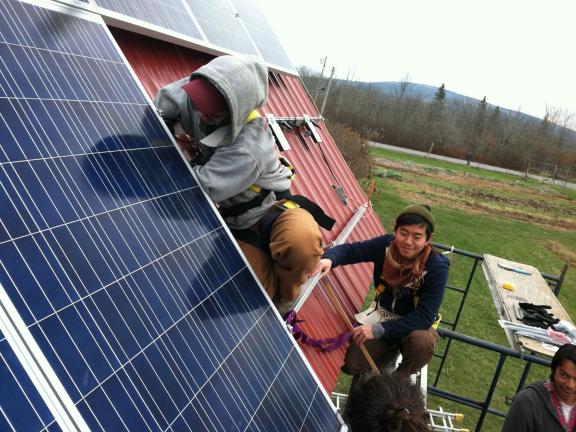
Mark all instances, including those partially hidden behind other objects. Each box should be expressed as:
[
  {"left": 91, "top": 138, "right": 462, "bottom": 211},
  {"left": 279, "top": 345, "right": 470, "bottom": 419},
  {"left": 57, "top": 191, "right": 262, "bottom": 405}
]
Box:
[{"left": 191, "top": 55, "right": 269, "bottom": 145}]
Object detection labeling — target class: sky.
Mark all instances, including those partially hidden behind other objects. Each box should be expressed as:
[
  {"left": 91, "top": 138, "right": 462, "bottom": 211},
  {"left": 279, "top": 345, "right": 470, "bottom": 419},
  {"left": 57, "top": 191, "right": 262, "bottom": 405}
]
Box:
[{"left": 255, "top": 0, "right": 576, "bottom": 120}]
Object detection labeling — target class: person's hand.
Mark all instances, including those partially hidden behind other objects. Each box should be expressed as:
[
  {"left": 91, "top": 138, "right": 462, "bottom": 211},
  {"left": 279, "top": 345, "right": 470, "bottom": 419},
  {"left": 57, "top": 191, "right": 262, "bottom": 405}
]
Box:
[
  {"left": 175, "top": 134, "right": 198, "bottom": 160},
  {"left": 315, "top": 258, "right": 332, "bottom": 277},
  {"left": 352, "top": 324, "right": 374, "bottom": 345}
]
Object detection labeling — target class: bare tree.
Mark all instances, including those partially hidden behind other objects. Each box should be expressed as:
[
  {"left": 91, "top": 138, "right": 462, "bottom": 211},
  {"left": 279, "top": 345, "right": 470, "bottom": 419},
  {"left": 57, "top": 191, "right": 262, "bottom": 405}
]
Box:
[{"left": 295, "top": 64, "right": 576, "bottom": 179}]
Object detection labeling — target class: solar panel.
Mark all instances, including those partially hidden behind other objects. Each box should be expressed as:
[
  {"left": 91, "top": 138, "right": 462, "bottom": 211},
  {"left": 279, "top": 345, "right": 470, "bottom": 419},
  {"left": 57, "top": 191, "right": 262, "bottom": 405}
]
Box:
[
  {"left": 230, "top": 0, "right": 295, "bottom": 72},
  {"left": 0, "top": 1, "right": 341, "bottom": 430},
  {"left": 91, "top": 0, "right": 296, "bottom": 73},
  {"left": 94, "top": 0, "right": 204, "bottom": 41},
  {"left": 184, "top": 0, "right": 259, "bottom": 57}
]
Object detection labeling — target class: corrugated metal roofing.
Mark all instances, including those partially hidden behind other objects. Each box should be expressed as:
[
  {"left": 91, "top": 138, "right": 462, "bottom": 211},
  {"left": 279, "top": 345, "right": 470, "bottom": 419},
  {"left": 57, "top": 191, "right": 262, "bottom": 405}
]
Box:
[{"left": 113, "top": 27, "right": 385, "bottom": 392}]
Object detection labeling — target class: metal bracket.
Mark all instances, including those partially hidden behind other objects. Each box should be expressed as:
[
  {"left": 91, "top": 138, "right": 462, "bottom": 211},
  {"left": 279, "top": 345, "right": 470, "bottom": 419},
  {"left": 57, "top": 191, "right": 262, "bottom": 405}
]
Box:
[
  {"left": 265, "top": 114, "right": 291, "bottom": 151},
  {"left": 303, "top": 114, "right": 322, "bottom": 143}
]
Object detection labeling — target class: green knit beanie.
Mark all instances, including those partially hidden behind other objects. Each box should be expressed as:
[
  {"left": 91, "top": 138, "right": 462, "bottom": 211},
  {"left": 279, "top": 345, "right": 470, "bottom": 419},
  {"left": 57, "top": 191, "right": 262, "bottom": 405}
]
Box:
[{"left": 396, "top": 204, "right": 436, "bottom": 233}]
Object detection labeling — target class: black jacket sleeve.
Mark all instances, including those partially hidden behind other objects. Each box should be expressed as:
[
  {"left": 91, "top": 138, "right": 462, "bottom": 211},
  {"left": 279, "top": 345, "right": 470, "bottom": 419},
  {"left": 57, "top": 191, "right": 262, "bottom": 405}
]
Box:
[
  {"left": 502, "top": 389, "right": 538, "bottom": 432},
  {"left": 322, "top": 235, "right": 390, "bottom": 268}
]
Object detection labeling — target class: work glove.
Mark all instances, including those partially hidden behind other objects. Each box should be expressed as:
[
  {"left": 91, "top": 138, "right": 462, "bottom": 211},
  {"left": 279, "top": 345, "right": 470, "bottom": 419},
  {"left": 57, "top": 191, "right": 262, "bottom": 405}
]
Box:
[{"left": 518, "top": 302, "right": 559, "bottom": 328}]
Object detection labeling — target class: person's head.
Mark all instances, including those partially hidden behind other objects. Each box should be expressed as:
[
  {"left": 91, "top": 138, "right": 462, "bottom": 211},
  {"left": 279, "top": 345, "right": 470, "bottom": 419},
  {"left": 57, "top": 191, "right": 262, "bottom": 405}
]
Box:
[
  {"left": 393, "top": 204, "right": 435, "bottom": 259},
  {"left": 184, "top": 55, "right": 269, "bottom": 144},
  {"left": 550, "top": 343, "right": 576, "bottom": 404},
  {"left": 347, "top": 374, "right": 428, "bottom": 432},
  {"left": 181, "top": 76, "right": 230, "bottom": 125}
]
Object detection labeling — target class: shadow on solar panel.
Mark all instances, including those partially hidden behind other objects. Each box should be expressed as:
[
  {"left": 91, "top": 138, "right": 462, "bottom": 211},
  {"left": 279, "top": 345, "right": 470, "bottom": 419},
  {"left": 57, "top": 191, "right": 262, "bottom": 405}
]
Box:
[{"left": 82, "top": 135, "right": 199, "bottom": 218}]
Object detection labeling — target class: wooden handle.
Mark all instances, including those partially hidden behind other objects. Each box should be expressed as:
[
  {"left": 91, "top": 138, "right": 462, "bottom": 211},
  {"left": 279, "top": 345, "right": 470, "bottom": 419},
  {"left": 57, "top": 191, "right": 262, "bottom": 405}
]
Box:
[{"left": 324, "top": 280, "right": 380, "bottom": 375}]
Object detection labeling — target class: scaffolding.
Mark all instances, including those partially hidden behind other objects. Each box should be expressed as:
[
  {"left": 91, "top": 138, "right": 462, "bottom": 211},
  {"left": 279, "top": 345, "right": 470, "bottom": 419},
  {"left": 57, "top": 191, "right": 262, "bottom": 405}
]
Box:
[{"left": 331, "top": 392, "right": 468, "bottom": 431}]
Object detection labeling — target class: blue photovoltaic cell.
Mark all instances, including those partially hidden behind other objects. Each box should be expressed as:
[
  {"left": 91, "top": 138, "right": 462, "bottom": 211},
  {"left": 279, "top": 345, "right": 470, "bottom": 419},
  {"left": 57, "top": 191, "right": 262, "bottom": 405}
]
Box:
[
  {"left": 231, "top": 0, "right": 295, "bottom": 72},
  {"left": 184, "top": 0, "right": 258, "bottom": 57},
  {"left": 0, "top": 331, "right": 55, "bottom": 431},
  {"left": 94, "top": 0, "right": 204, "bottom": 41},
  {"left": 0, "top": 1, "right": 338, "bottom": 431}
]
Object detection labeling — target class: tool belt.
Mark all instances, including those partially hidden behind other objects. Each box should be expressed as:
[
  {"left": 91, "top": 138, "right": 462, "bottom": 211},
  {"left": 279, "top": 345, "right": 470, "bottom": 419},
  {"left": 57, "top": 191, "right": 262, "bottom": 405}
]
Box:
[{"left": 230, "top": 194, "right": 335, "bottom": 254}]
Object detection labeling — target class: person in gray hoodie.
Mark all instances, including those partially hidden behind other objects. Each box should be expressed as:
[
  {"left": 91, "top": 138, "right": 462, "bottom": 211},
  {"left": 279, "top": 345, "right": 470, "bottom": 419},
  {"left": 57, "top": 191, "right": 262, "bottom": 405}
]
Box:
[
  {"left": 155, "top": 55, "right": 330, "bottom": 314},
  {"left": 502, "top": 343, "right": 576, "bottom": 432}
]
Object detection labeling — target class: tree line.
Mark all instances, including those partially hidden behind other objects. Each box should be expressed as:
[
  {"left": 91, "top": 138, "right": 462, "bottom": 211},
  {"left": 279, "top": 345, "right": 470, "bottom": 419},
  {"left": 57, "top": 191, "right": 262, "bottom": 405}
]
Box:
[{"left": 299, "top": 67, "right": 576, "bottom": 181}]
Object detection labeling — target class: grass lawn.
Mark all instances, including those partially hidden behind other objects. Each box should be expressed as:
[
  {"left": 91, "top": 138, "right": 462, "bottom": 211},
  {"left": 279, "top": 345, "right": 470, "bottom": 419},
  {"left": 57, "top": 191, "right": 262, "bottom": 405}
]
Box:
[{"left": 334, "top": 147, "right": 576, "bottom": 431}]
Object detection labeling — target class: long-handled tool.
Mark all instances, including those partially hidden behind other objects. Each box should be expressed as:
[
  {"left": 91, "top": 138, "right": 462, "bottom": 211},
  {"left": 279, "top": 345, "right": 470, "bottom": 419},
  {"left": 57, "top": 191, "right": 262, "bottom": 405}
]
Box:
[
  {"left": 324, "top": 280, "right": 380, "bottom": 375},
  {"left": 498, "top": 262, "right": 532, "bottom": 276}
]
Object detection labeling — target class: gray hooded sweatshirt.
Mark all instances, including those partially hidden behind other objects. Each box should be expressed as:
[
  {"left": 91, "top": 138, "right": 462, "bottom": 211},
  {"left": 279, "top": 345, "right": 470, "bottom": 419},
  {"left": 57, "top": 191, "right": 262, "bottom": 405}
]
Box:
[
  {"left": 155, "top": 55, "right": 292, "bottom": 229},
  {"left": 502, "top": 381, "right": 574, "bottom": 432}
]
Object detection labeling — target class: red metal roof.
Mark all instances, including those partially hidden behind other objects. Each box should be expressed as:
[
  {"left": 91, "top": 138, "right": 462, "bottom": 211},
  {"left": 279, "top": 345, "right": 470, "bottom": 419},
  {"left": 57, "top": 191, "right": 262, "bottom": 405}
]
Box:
[{"left": 113, "top": 28, "right": 385, "bottom": 392}]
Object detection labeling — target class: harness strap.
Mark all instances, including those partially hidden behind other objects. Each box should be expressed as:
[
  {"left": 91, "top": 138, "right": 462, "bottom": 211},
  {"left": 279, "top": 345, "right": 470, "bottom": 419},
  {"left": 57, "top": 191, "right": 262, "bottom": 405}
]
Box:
[
  {"left": 219, "top": 153, "right": 295, "bottom": 219},
  {"left": 220, "top": 189, "right": 292, "bottom": 218},
  {"left": 232, "top": 194, "right": 335, "bottom": 253},
  {"left": 288, "top": 195, "right": 336, "bottom": 231},
  {"left": 230, "top": 227, "right": 269, "bottom": 253},
  {"left": 257, "top": 195, "right": 335, "bottom": 247},
  {"left": 245, "top": 110, "right": 261, "bottom": 124},
  {"left": 279, "top": 156, "right": 296, "bottom": 180},
  {"left": 377, "top": 278, "right": 420, "bottom": 309}
]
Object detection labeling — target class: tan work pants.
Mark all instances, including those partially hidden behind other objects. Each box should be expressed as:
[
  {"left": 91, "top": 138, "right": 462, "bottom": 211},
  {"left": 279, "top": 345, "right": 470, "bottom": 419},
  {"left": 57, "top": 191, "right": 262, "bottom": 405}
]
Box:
[
  {"left": 342, "top": 327, "right": 439, "bottom": 377},
  {"left": 238, "top": 208, "right": 323, "bottom": 315}
]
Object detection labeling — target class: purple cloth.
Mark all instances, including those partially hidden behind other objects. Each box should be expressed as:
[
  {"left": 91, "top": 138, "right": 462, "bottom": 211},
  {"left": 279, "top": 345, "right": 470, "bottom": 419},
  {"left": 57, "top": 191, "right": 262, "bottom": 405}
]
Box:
[{"left": 284, "top": 310, "right": 352, "bottom": 352}]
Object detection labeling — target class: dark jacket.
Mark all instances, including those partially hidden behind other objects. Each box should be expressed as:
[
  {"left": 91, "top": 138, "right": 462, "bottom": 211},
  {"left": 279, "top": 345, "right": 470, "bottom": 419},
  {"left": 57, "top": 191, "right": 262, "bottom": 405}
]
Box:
[
  {"left": 502, "top": 381, "right": 575, "bottom": 432},
  {"left": 322, "top": 234, "right": 449, "bottom": 338}
]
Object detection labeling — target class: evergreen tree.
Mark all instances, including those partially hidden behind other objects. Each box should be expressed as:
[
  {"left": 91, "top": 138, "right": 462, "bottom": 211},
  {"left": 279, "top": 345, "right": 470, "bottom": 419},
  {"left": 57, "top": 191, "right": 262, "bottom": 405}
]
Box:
[
  {"left": 434, "top": 83, "right": 446, "bottom": 102},
  {"left": 537, "top": 112, "right": 554, "bottom": 147},
  {"left": 467, "top": 96, "right": 487, "bottom": 164},
  {"left": 425, "top": 83, "right": 447, "bottom": 152}
]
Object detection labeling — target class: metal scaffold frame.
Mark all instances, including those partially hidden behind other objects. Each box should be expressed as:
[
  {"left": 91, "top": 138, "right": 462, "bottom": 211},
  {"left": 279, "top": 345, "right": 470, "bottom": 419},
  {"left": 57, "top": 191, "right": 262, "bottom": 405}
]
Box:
[{"left": 428, "top": 243, "right": 566, "bottom": 431}]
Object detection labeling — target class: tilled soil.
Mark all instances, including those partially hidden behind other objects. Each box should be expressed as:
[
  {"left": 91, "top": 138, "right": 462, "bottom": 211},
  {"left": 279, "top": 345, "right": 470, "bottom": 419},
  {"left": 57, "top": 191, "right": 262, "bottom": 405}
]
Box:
[{"left": 373, "top": 158, "right": 576, "bottom": 231}]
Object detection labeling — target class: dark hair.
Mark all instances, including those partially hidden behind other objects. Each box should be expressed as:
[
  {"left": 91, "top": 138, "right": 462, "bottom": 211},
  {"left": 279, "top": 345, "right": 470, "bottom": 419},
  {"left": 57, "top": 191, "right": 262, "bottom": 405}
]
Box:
[
  {"left": 394, "top": 214, "right": 433, "bottom": 240},
  {"left": 550, "top": 343, "right": 576, "bottom": 381},
  {"left": 347, "top": 374, "right": 428, "bottom": 432}
]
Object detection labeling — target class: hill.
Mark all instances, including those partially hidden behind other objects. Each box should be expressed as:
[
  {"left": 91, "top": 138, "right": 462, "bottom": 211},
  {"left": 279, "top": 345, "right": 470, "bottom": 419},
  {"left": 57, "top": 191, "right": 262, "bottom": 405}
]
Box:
[{"left": 358, "top": 81, "right": 544, "bottom": 124}]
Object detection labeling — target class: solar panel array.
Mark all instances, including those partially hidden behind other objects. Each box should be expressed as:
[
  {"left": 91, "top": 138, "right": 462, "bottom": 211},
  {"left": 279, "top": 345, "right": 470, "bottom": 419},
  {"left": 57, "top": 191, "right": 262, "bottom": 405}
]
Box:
[
  {"left": 0, "top": 0, "right": 340, "bottom": 430},
  {"left": 91, "top": 0, "right": 295, "bottom": 73}
]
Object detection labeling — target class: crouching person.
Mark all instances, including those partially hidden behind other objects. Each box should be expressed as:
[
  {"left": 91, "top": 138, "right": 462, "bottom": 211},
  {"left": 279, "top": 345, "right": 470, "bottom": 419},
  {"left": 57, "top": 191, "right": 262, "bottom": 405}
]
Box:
[
  {"left": 155, "top": 55, "right": 333, "bottom": 315},
  {"left": 317, "top": 204, "right": 449, "bottom": 377}
]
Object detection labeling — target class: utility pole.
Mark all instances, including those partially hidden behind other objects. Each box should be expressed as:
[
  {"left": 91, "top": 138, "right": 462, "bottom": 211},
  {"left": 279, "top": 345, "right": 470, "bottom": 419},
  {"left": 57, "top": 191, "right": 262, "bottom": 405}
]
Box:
[
  {"left": 313, "top": 57, "right": 327, "bottom": 103},
  {"left": 320, "top": 66, "right": 335, "bottom": 117},
  {"left": 427, "top": 141, "right": 435, "bottom": 158}
]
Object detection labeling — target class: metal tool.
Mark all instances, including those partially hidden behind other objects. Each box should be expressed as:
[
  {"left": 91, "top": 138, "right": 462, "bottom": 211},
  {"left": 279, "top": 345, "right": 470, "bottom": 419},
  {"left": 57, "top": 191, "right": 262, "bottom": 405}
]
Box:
[{"left": 498, "top": 262, "right": 532, "bottom": 275}]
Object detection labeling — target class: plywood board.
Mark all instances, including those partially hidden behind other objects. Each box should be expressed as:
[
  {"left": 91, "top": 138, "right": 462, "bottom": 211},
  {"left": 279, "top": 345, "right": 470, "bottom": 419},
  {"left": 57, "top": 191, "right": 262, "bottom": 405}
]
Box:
[{"left": 482, "top": 254, "right": 573, "bottom": 357}]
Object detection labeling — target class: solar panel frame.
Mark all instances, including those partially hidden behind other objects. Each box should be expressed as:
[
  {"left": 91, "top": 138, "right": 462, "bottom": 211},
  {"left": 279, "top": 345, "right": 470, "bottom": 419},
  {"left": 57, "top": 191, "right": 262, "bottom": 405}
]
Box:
[
  {"left": 0, "top": 1, "right": 341, "bottom": 431},
  {"left": 0, "top": 335, "right": 55, "bottom": 431}
]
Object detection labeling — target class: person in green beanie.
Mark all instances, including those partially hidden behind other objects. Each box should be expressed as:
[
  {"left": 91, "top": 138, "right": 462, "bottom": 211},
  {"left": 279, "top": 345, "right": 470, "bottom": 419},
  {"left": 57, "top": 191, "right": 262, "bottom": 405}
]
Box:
[{"left": 316, "top": 204, "right": 449, "bottom": 377}]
